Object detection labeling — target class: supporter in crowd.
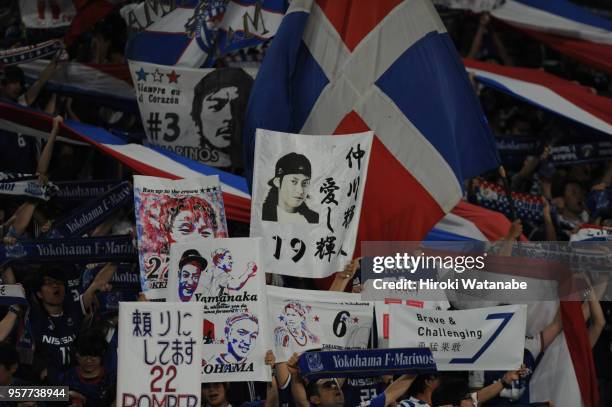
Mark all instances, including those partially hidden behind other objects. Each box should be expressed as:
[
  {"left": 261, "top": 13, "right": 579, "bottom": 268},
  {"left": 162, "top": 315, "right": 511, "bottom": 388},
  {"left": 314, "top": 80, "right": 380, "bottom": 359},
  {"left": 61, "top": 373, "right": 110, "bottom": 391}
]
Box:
[
  {"left": 60, "top": 328, "right": 116, "bottom": 406},
  {"left": 28, "top": 263, "right": 117, "bottom": 381}
]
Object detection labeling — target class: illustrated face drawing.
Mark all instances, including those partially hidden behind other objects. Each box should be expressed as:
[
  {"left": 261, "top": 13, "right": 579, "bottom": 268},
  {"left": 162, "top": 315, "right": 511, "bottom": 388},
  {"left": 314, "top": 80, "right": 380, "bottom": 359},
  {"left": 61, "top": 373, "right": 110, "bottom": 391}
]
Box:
[{"left": 225, "top": 314, "right": 259, "bottom": 362}]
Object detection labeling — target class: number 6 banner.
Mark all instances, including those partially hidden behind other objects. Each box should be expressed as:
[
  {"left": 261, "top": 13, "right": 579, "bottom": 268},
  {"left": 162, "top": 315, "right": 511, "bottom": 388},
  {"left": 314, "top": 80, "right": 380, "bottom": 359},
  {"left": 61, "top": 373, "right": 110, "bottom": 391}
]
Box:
[
  {"left": 117, "top": 302, "right": 203, "bottom": 407},
  {"left": 267, "top": 285, "right": 373, "bottom": 362},
  {"left": 389, "top": 304, "right": 527, "bottom": 370},
  {"left": 129, "top": 61, "right": 257, "bottom": 168}
]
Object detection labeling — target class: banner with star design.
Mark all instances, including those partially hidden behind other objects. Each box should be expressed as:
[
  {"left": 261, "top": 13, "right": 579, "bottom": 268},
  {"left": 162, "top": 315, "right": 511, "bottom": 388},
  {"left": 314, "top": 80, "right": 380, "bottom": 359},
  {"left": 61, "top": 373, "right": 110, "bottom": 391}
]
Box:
[
  {"left": 267, "top": 285, "right": 373, "bottom": 363},
  {"left": 250, "top": 129, "right": 373, "bottom": 279},
  {"left": 129, "top": 60, "right": 256, "bottom": 169},
  {"left": 167, "top": 237, "right": 270, "bottom": 382},
  {"left": 133, "top": 175, "right": 229, "bottom": 300}
]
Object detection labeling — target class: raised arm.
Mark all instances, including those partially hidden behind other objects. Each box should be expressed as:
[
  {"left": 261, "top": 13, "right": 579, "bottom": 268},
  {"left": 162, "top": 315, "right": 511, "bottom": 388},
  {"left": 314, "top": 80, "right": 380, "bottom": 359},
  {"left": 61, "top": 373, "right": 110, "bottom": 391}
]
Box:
[
  {"left": 329, "top": 258, "right": 360, "bottom": 292},
  {"left": 82, "top": 263, "right": 117, "bottom": 312},
  {"left": 585, "top": 276, "right": 606, "bottom": 347},
  {"left": 381, "top": 374, "right": 417, "bottom": 406},
  {"left": 287, "top": 352, "right": 309, "bottom": 407},
  {"left": 24, "top": 56, "right": 60, "bottom": 106},
  {"left": 37, "top": 115, "right": 62, "bottom": 177},
  {"left": 476, "top": 369, "right": 521, "bottom": 404},
  {"left": 265, "top": 350, "right": 279, "bottom": 407},
  {"left": 541, "top": 307, "right": 563, "bottom": 352}
]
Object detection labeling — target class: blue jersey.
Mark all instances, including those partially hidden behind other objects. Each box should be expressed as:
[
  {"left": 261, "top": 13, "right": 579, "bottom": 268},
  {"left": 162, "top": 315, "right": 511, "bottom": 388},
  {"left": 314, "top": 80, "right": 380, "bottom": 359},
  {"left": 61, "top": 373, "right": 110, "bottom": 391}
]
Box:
[
  {"left": 29, "top": 297, "right": 86, "bottom": 374},
  {"left": 0, "top": 129, "right": 37, "bottom": 174},
  {"left": 398, "top": 397, "right": 431, "bottom": 407},
  {"left": 473, "top": 335, "right": 542, "bottom": 406},
  {"left": 360, "top": 393, "right": 385, "bottom": 407},
  {"left": 342, "top": 377, "right": 387, "bottom": 407},
  {"left": 61, "top": 367, "right": 116, "bottom": 407}
]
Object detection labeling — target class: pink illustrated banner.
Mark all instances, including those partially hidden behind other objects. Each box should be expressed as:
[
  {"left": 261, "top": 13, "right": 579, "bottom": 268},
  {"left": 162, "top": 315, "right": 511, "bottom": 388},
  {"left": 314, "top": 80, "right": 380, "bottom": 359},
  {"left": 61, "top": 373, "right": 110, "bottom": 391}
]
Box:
[{"left": 133, "top": 175, "right": 228, "bottom": 300}]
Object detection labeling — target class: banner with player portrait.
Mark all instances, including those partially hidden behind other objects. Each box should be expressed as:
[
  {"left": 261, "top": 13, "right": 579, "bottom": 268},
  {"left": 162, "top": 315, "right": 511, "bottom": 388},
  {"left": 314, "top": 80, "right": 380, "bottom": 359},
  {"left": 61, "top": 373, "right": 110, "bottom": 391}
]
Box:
[
  {"left": 129, "top": 61, "right": 257, "bottom": 168},
  {"left": 389, "top": 304, "right": 527, "bottom": 371},
  {"left": 133, "top": 175, "right": 228, "bottom": 300},
  {"left": 267, "top": 286, "right": 374, "bottom": 363},
  {"left": 250, "top": 129, "right": 373, "bottom": 278},
  {"left": 117, "top": 302, "right": 202, "bottom": 407},
  {"left": 167, "top": 237, "right": 270, "bottom": 382}
]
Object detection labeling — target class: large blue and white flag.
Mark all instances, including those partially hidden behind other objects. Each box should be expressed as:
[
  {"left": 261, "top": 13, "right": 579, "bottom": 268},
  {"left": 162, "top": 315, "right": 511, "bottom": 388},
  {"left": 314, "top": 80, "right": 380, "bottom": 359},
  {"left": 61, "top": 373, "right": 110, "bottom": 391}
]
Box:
[
  {"left": 122, "top": 0, "right": 288, "bottom": 67},
  {"left": 244, "top": 0, "right": 500, "bottom": 243}
]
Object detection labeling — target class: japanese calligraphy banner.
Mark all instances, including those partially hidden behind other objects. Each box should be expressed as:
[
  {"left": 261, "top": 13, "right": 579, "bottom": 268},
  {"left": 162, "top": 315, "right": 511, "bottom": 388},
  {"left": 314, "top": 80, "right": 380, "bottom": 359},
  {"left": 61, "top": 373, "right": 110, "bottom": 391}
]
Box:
[
  {"left": 117, "top": 302, "right": 202, "bottom": 407},
  {"left": 389, "top": 304, "right": 527, "bottom": 371},
  {"left": 167, "top": 237, "right": 270, "bottom": 382},
  {"left": 129, "top": 61, "right": 256, "bottom": 168},
  {"left": 267, "top": 285, "right": 374, "bottom": 363},
  {"left": 133, "top": 175, "right": 228, "bottom": 300},
  {"left": 250, "top": 129, "right": 373, "bottom": 278}
]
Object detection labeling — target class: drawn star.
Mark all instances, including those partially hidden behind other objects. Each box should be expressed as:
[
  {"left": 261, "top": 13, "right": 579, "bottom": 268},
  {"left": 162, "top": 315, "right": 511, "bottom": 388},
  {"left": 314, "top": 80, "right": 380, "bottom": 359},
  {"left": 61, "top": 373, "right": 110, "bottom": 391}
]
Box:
[
  {"left": 313, "top": 315, "right": 319, "bottom": 322},
  {"left": 152, "top": 68, "right": 164, "bottom": 82},
  {"left": 135, "top": 67, "right": 149, "bottom": 81},
  {"left": 167, "top": 69, "right": 180, "bottom": 83},
  {"left": 220, "top": 339, "right": 225, "bottom": 344},
  {"left": 352, "top": 317, "right": 359, "bottom": 324}
]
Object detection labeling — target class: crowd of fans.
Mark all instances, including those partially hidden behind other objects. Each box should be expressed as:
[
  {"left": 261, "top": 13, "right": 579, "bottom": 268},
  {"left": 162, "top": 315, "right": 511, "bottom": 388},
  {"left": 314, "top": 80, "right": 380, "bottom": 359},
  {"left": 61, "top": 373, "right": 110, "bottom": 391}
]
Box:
[{"left": 0, "top": 1, "right": 611, "bottom": 406}]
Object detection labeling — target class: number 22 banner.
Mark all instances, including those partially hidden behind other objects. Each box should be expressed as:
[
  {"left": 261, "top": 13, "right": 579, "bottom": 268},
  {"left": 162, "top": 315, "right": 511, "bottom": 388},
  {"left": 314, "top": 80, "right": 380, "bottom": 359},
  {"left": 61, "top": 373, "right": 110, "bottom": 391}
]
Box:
[
  {"left": 389, "top": 304, "right": 527, "bottom": 370},
  {"left": 250, "top": 129, "right": 373, "bottom": 278},
  {"left": 117, "top": 302, "right": 202, "bottom": 407},
  {"left": 129, "top": 61, "right": 256, "bottom": 168},
  {"left": 133, "top": 175, "right": 228, "bottom": 300},
  {"left": 267, "top": 285, "right": 373, "bottom": 362}
]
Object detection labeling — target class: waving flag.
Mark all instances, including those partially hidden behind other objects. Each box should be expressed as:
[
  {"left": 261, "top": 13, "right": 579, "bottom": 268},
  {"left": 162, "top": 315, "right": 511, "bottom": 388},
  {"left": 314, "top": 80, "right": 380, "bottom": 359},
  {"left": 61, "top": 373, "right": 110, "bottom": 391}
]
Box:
[
  {"left": 244, "top": 0, "right": 500, "bottom": 242},
  {"left": 491, "top": 0, "right": 612, "bottom": 73},
  {"left": 19, "top": 59, "right": 135, "bottom": 110},
  {"left": 122, "top": 0, "right": 287, "bottom": 67},
  {"left": 0, "top": 101, "right": 250, "bottom": 223},
  {"left": 464, "top": 59, "right": 612, "bottom": 136}
]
